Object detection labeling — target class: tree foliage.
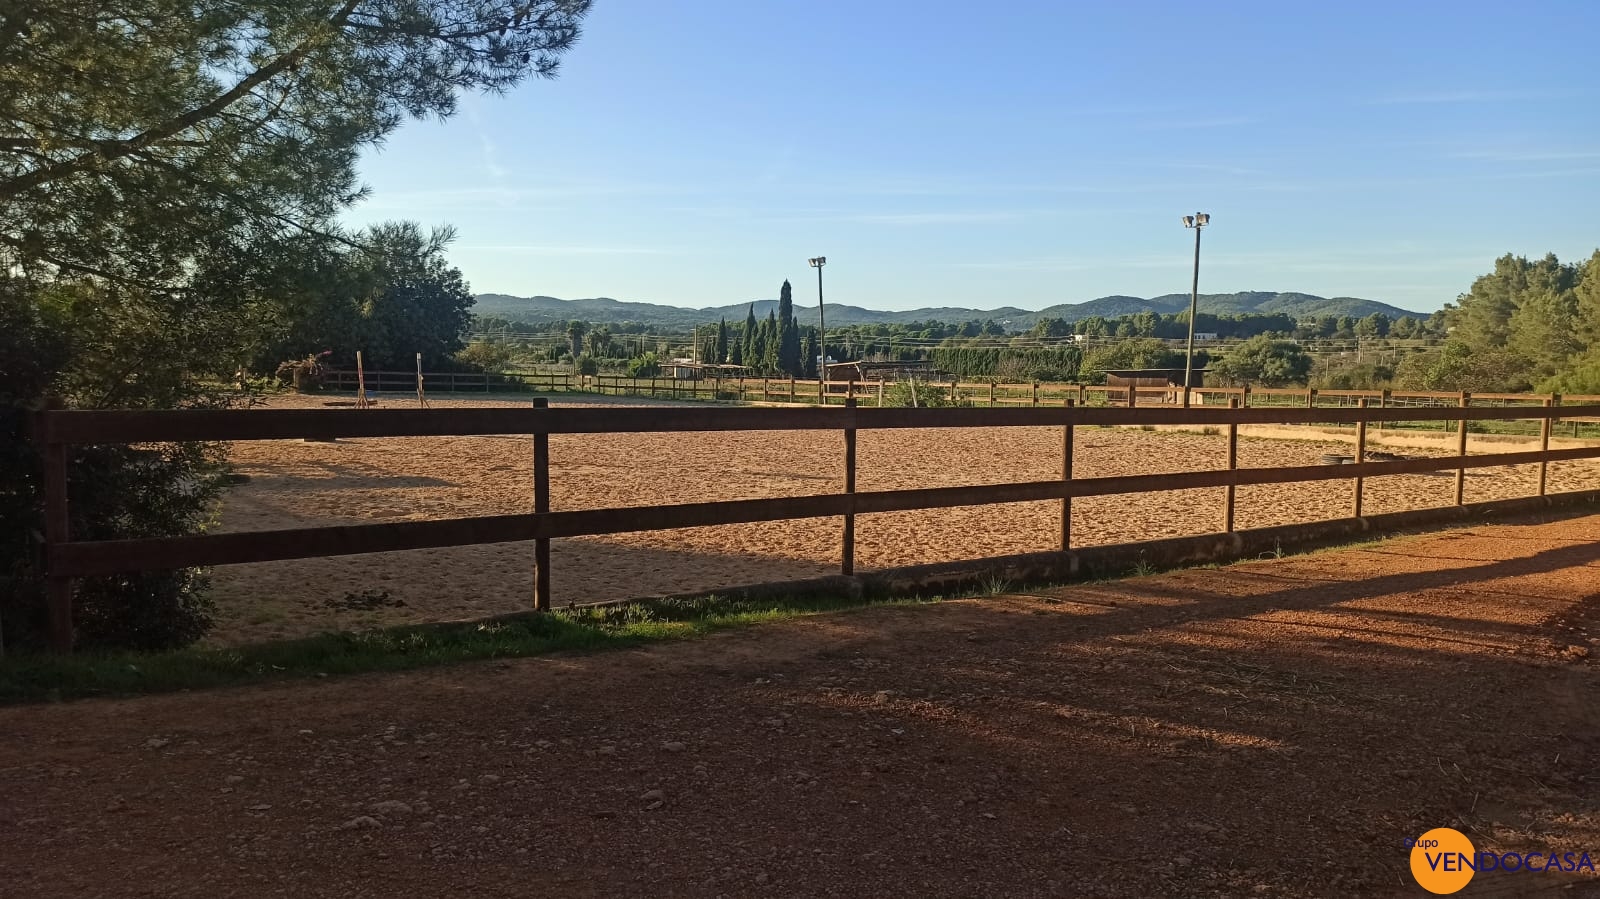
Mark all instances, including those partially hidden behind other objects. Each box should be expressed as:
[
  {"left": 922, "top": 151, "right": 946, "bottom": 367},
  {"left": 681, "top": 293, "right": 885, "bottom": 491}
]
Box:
[
  {"left": 1209, "top": 336, "right": 1312, "bottom": 387},
  {"left": 0, "top": 1, "right": 590, "bottom": 650},
  {"left": 1439, "top": 251, "right": 1600, "bottom": 392}
]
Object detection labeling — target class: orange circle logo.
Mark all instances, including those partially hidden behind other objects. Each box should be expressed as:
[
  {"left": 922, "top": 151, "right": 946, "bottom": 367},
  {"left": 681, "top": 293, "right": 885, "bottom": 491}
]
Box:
[{"left": 1410, "top": 827, "right": 1477, "bottom": 894}]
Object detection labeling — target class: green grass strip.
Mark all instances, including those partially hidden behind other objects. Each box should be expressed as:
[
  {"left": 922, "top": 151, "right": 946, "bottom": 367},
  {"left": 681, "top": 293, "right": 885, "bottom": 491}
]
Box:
[{"left": 0, "top": 592, "right": 938, "bottom": 705}]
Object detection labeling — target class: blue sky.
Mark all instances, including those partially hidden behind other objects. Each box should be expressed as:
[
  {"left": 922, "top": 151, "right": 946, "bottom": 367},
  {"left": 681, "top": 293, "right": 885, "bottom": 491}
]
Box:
[{"left": 346, "top": 0, "right": 1600, "bottom": 314}]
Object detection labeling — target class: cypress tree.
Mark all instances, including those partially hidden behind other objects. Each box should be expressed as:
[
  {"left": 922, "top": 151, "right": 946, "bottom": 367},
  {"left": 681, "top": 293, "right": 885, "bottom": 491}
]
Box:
[
  {"left": 762, "top": 309, "right": 780, "bottom": 373},
  {"left": 741, "top": 304, "right": 758, "bottom": 371},
  {"left": 716, "top": 317, "right": 729, "bottom": 364},
  {"left": 800, "top": 327, "right": 818, "bottom": 379},
  {"left": 777, "top": 280, "right": 800, "bottom": 375}
]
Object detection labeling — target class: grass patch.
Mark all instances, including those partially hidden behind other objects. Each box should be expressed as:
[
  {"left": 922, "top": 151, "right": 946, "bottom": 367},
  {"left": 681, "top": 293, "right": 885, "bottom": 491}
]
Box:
[{"left": 0, "top": 592, "right": 940, "bottom": 706}]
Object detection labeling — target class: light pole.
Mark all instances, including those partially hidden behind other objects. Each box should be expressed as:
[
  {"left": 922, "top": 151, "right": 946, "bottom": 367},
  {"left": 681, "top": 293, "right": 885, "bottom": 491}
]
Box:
[
  {"left": 809, "top": 256, "right": 826, "bottom": 404},
  {"left": 1180, "top": 213, "right": 1210, "bottom": 407}
]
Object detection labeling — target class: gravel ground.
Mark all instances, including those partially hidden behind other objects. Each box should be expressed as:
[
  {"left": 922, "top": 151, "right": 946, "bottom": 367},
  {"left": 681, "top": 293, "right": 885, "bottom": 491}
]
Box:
[{"left": 2, "top": 512, "right": 1598, "bottom": 898}]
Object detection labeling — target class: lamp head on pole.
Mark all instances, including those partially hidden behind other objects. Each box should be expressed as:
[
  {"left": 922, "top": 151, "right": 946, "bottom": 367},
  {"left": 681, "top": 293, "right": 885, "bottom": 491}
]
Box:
[
  {"left": 808, "top": 256, "right": 826, "bottom": 268},
  {"left": 1182, "top": 213, "right": 1210, "bottom": 229}
]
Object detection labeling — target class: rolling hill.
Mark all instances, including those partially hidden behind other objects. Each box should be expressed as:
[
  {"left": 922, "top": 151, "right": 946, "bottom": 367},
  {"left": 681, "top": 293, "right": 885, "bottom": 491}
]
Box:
[{"left": 472, "top": 291, "right": 1423, "bottom": 331}]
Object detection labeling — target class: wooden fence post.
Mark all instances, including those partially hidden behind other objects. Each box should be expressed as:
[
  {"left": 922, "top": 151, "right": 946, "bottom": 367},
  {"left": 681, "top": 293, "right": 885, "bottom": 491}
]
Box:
[
  {"left": 790, "top": 377, "right": 796, "bottom": 402},
  {"left": 1539, "top": 394, "right": 1557, "bottom": 496},
  {"left": 989, "top": 382, "right": 996, "bottom": 408},
  {"left": 1062, "top": 399, "right": 1075, "bottom": 551},
  {"left": 1455, "top": 391, "right": 1471, "bottom": 505},
  {"left": 1241, "top": 384, "right": 1251, "bottom": 408},
  {"left": 877, "top": 378, "right": 885, "bottom": 407},
  {"left": 1225, "top": 398, "right": 1239, "bottom": 533},
  {"left": 842, "top": 397, "right": 857, "bottom": 576},
  {"left": 950, "top": 379, "right": 959, "bottom": 406},
  {"left": 532, "top": 397, "right": 552, "bottom": 611},
  {"left": 1353, "top": 398, "right": 1369, "bottom": 518},
  {"left": 1077, "top": 383, "right": 1087, "bottom": 408},
  {"left": 1032, "top": 382, "right": 1040, "bottom": 407},
  {"left": 1127, "top": 383, "right": 1137, "bottom": 409},
  {"left": 40, "top": 399, "right": 75, "bottom": 652},
  {"left": 1306, "top": 387, "right": 1317, "bottom": 409}
]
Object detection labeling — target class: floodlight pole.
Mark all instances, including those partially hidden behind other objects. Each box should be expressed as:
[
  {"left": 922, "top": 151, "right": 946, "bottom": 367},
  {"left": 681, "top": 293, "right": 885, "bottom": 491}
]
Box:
[
  {"left": 1181, "top": 213, "right": 1209, "bottom": 408},
  {"left": 810, "top": 256, "right": 827, "bottom": 404}
]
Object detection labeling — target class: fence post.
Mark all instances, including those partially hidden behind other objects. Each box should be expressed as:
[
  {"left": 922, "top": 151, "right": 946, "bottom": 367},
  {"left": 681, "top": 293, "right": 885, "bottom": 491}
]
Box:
[
  {"left": 1306, "top": 387, "right": 1317, "bottom": 408},
  {"left": 1032, "top": 382, "right": 1040, "bottom": 407},
  {"left": 1077, "top": 383, "right": 1087, "bottom": 408},
  {"left": 40, "top": 399, "right": 75, "bottom": 652},
  {"left": 1241, "top": 384, "right": 1251, "bottom": 408},
  {"left": 532, "top": 397, "right": 552, "bottom": 611},
  {"left": 1127, "top": 383, "right": 1137, "bottom": 409},
  {"left": 1353, "top": 398, "right": 1369, "bottom": 518},
  {"left": 1225, "top": 398, "right": 1239, "bottom": 533},
  {"left": 790, "top": 376, "right": 796, "bottom": 402},
  {"left": 1455, "top": 391, "right": 1471, "bottom": 505},
  {"left": 842, "top": 397, "right": 857, "bottom": 576},
  {"left": 877, "top": 378, "right": 885, "bottom": 407},
  {"left": 1539, "top": 394, "right": 1557, "bottom": 496},
  {"left": 1062, "top": 399, "right": 1074, "bottom": 551},
  {"left": 950, "top": 379, "right": 959, "bottom": 406},
  {"left": 989, "top": 382, "right": 996, "bottom": 407}
]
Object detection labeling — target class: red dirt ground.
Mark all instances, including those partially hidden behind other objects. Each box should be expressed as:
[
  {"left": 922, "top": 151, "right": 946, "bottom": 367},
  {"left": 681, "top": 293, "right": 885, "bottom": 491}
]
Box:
[{"left": 2, "top": 512, "right": 1598, "bottom": 898}]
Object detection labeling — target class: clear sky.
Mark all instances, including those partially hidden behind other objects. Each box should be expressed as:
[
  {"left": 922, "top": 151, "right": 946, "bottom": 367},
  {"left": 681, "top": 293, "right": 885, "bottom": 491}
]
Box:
[{"left": 345, "top": 0, "right": 1600, "bottom": 314}]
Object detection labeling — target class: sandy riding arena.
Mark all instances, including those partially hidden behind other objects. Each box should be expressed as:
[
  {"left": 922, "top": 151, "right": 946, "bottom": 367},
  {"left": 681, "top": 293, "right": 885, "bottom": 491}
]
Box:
[{"left": 208, "top": 394, "right": 1600, "bottom": 645}]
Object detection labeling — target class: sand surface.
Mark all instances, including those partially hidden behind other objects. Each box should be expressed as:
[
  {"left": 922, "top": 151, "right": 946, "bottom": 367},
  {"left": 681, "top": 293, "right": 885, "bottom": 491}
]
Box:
[
  {"left": 7, "top": 515, "right": 1599, "bottom": 897},
  {"left": 208, "top": 394, "right": 1600, "bottom": 644}
]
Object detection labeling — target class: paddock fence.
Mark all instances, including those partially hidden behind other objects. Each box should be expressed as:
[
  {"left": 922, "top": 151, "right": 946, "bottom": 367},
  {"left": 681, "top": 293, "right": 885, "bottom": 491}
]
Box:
[
  {"left": 323, "top": 367, "right": 1600, "bottom": 427},
  {"left": 28, "top": 399, "right": 1600, "bottom": 652}
]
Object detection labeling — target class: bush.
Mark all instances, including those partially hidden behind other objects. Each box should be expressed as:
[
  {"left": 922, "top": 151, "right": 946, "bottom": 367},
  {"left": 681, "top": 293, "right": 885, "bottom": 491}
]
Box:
[
  {"left": 455, "top": 339, "right": 513, "bottom": 374},
  {"left": 881, "top": 379, "right": 968, "bottom": 407},
  {"left": 1210, "top": 336, "right": 1311, "bottom": 387},
  {"left": 1, "top": 280, "right": 225, "bottom": 652},
  {"left": 1394, "top": 343, "right": 1534, "bottom": 393},
  {"left": 1081, "top": 339, "right": 1190, "bottom": 383},
  {"left": 626, "top": 352, "right": 662, "bottom": 378},
  {"left": 574, "top": 354, "right": 600, "bottom": 377}
]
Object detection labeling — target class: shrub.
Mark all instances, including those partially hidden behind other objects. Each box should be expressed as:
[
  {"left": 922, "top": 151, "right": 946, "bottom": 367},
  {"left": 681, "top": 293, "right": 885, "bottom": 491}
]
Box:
[
  {"left": 455, "top": 340, "right": 514, "bottom": 374},
  {"left": 574, "top": 354, "right": 600, "bottom": 377},
  {"left": 881, "top": 379, "right": 968, "bottom": 407},
  {"left": 1, "top": 281, "right": 225, "bottom": 652},
  {"left": 1210, "top": 336, "right": 1311, "bottom": 387},
  {"left": 626, "top": 352, "right": 662, "bottom": 378}
]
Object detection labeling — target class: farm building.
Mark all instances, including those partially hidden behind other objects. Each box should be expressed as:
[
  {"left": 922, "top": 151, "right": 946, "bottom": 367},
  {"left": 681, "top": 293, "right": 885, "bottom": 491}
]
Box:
[
  {"left": 1103, "top": 368, "right": 1207, "bottom": 403},
  {"left": 1103, "top": 368, "right": 1206, "bottom": 389}
]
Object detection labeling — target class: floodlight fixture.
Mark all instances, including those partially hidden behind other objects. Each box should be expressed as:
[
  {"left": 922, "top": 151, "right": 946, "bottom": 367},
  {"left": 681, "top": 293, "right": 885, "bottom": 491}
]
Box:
[{"left": 809, "top": 256, "right": 826, "bottom": 267}]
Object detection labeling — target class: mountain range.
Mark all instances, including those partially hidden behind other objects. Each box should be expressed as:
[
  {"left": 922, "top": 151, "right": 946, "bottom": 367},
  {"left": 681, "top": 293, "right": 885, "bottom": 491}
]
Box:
[{"left": 472, "top": 291, "right": 1423, "bottom": 331}]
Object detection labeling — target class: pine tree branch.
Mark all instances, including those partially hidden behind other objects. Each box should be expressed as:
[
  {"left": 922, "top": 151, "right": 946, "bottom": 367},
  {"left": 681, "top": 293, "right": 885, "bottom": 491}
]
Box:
[{"left": 0, "top": 0, "right": 362, "bottom": 201}]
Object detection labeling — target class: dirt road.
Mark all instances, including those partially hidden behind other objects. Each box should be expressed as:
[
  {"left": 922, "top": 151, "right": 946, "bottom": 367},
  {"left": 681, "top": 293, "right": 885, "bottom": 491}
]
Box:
[{"left": 2, "top": 512, "right": 1598, "bottom": 897}]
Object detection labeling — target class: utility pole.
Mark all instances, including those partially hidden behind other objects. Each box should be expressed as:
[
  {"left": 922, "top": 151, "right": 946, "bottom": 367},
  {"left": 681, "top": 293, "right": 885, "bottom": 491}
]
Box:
[
  {"left": 809, "top": 256, "right": 827, "bottom": 403},
  {"left": 1180, "top": 213, "right": 1211, "bottom": 407}
]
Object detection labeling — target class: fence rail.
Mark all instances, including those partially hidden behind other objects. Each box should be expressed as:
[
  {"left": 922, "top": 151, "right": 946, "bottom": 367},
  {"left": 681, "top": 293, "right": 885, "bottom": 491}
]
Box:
[
  {"left": 320, "top": 367, "right": 1600, "bottom": 417},
  {"left": 29, "top": 399, "right": 1600, "bottom": 652}
]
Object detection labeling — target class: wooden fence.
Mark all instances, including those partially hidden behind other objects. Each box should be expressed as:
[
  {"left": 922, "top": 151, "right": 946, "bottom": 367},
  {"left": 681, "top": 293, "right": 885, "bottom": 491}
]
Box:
[
  {"left": 28, "top": 399, "right": 1600, "bottom": 652},
  {"left": 324, "top": 367, "right": 1600, "bottom": 417}
]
